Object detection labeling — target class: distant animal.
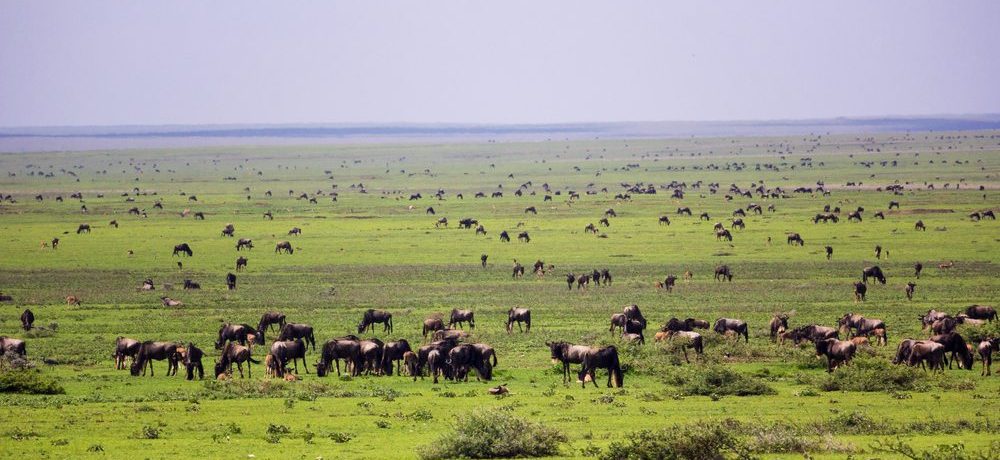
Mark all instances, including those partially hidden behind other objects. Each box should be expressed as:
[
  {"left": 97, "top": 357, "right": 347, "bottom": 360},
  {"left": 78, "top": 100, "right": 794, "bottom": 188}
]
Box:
[
  {"left": 109, "top": 220, "right": 118, "bottom": 228},
  {"left": 481, "top": 254, "right": 488, "bottom": 267},
  {"left": 715, "top": 229, "right": 732, "bottom": 241},
  {"left": 677, "top": 207, "right": 692, "bottom": 216},
  {"left": 288, "top": 227, "right": 302, "bottom": 236},
  {"left": 129, "top": 341, "right": 180, "bottom": 377},
  {"left": 579, "top": 346, "right": 624, "bottom": 388},
  {"left": 854, "top": 282, "right": 867, "bottom": 302},
  {"left": 847, "top": 211, "right": 862, "bottom": 222},
  {"left": 905, "top": 282, "right": 916, "bottom": 300},
  {"left": 435, "top": 217, "right": 448, "bottom": 228},
  {"left": 565, "top": 273, "right": 576, "bottom": 290},
  {"left": 961, "top": 305, "right": 997, "bottom": 322},
  {"left": 862, "top": 266, "right": 886, "bottom": 284},
  {"left": 221, "top": 223, "right": 235, "bottom": 237},
  {"left": 448, "top": 309, "right": 475, "bottom": 329},
  {"left": 277, "top": 323, "right": 316, "bottom": 351},
  {"left": 713, "top": 318, "right": 748, "bottom": 343},
  {"left": 731, "top": 218, "right": 745, "bottom": 230},
  {"left": 506, "top": 307, "right": 531, "bottom": 333},
  {"left": 499, "top": 230, "right": 510, "bottom": 242},
  {"left": 786, "top": 233, "right": 804, "bottom": 246},
  {"left": 938, "top": 261, "right": 954, "bottom": 270},
  {"left": 358, "top": 309, "right": 393, "bottom": 334},
  {"left": 837, "top": 313, "right": 888, "bottom": 346},
  {"left": 226, "top": 272, "right": 237, "bottom": 290},
  {"left": 235, "top": 257, "right": 247, "bottom": 271},
  {"left": 517, "top": 231, "right": 530, "bottom": 243},
  {"left": 658, "top": 216, "right": 671, "bottom": 225},
  {"left": 815, "top": 338, "right": 857, "bottom": 372},
  {"left": 769, "top": 314, "right": 789, "bottom": 341},
  {"left": 714, "top": 265, "right": 733, "bottom": 282},
  {"left": 76, "top": 224, "right": 91, "bottom": 234},
  {"left": 236, "top": 238, "right": 254, "bottom": 251},
  {"left": 161, "top": 297, "right": 183, "bottom": 307},
  {"left": 422, "top": 317, "right": 446, "bottom": 337},
  {"left": 914, "top": 262, "right": 923, "bottom": 278},
  {"left": 825, "top": 246, "right": 833, "bottom": 260},
  {"left": 914, "top": 220, "right": 926, "bottom": 231},
  {"left": 978, "top": 338, "right": 999, "bottom": 376},
  {"left": 274, "top": 241, "right": 293, "bottom": 254},
  {"left": 172, "top": 243, "right": 193, "bottom": 257},
  {"left": 20, "top": 309, "right": 34, "bottom": 331},
  {"left": 183, "top": 279, "right": 201, "bottom": 290}
]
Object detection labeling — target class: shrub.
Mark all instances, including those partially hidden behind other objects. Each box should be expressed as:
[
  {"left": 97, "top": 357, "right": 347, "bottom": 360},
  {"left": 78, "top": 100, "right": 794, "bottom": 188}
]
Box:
[
  {"left": 676, "top": 366, "right": 776, "bottom": 396},
  {"left": 817, "top": 356, "right": 924, "bottom": 392},
  {"left": 0, "top": 369, "right": 65, "bottom": 395},
  {"left": 328, "top": 431, "right": 353, "bottom": 443},
  {"left": 137, "top": 426, "right": 160, "bottom": 440},
  {"left": 873, "top": 438, "right": 1000, "bottom": 460},
  {"left": 418, "top": 409, "right": 567, "bottom": 459},
  {"left": 601, "top": 422, "right": 755, "bottom": 460}
]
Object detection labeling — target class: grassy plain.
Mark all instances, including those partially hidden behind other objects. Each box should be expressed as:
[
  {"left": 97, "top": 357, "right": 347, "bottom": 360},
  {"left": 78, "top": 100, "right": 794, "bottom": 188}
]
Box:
[{"left": 0, "top": 131, "right": 998, "bottom": 458}]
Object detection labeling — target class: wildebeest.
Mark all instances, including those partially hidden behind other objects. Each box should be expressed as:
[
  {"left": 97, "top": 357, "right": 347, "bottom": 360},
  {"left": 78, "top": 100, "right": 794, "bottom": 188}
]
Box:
[
  {"left": 481, "top": 254, "right": 488, "bottom": 267},
  {"left": 914, "top": 262, "right": 923, "bottom": 278},
  {"left": 77, "top": 223, "right": 91, "bottom": 234},
  {"left": 179, "top": 343, "right": 204, "bottom": 380},
  {"left": 426, "top": 349, "right": 447, "bottom": 383},
  {"left": 236, "top": 238, "right": 254, "bottom": 251},
  {"left": 226, "top": 272, "right": 237, "bottom": 290},
  {"left": 518, "top": 231, "right": 530, "bottom": 243},
  {"left": 403, "top": 351, "right": 420, "bottom": 380},
  {"left": 609, "top": 313, "right": 626, "bottom": 335},
  {"left": 114, "top": 336, "right": 141, "bottom": 370},
  {"left": 380, "top": 339, "right": 412, "bottom": 376},
  {"left": 962, "top": 305, "right": 997, "bottom": 322},
  {"left": 847, "top": 211, "right": 862, "bottom": 222},
  {"left": 660, "top": 330, "right": 703, "bottom": 363},
  {"left": 512, "top": 261, "right": 525, "bottom": 278},
  {"left": 214, "top": 342, "right": 258, "bottom": 378},
  {"left": 315, "top": 337, "right": 363, "bottom": 377},
  {"left": 623, "top": 304, "right": 647, "bottom": 328},
  {"left": 432, "top": 329, "right": 469, "bottom": 342},
  {"left": 677, "top": 207, "right": 692, "bottom": 216},
  {"left": 853, "top": 282, "right": 867, "bottom": 302},
  {"left": 565, "top": 273, "right": 576, "bottom": 290},
  {"left": 914, "top": 220, "right": 926, "bottom": 231},
  {"left": 215, "top": 323, "right": 255, "bottom": 349},
  {"left": 731, "top": 218, "right": 745, "bottom": 230},
  {"left": 920, "top": 309, "right": 950, "bottom": 330},
  {"left": 579, "top": 346, "right": 624, "bottom": 388},
  {"left": 576, "top": 273, "right": 591, "bottom": 289},
  {"left": 448, "top": 344, "right": 492, "bottom": 381},
  {"left": 658, "top": 216, "right": 671, "bottom": 226},
  {"left": 267, "top": 339, "right": 309, "bottom": 375},
  {"left": 183, "top": 279, "right": 201, "bottom": 290},
  {"left": 109, "top": 219, "right": 119, "bottom": 228},
  {"left": 172, "top": 243, "right": 193, "bottom": 257},
  {"left": 130, "top": 341, "right": 180, "bottom": 377},
  {"left": 257, "top": 311, "right": 286, "bottom": 336},
  {"left": 786, "top": 233, "right": 804, "bottom": 246},
  {"left": 815, "top": 338, "right": 856, "bottom": 372},
  {"left": 907, "top": 341, "right": 945, "bottom": 371},
  {"left": 978, "top": 338, "right": 999, "bottom": 376},
  {"left": 524, "top": 206, "right": 537, "bottom": 214},
  {"left": 20, "top": 309, "right": 34, "bottom": 331},
  {"left": 358, "top": 309, "right": 393, "bottom": 334},
  {"left": 889, "top": 200, "right": 900, "bottom": 210},
  {"left": 499, "top": 230, "right": 510, "bottom": 242},
  {"left": 506, "top": 307, "right": 531, "bottom": 333},
  {"left": 930, "top": 332, "right": 974, "bottom": 370},
  {"left": 547, "top": 341, "right": 591, "bottom": 384},
  {"left": 700, "top": 212, "right": 710, "bottom": 221},
  {"left": 769, "top": 314, "right": 789, "bottom": 341},
  {"left": 422, "top": 317, "right": 446, "bottom": 337},
  {"left": 235, "top": 257, "right": 247, "bottom": 272},
  {"left": 905, "top": 282, "right": 916, "bottom": 300},
  {"left": 221, "top": 223, "right": 235, "bottom": 237},
  {"left": 448, "top": 309, "right": 475, "bottom": 329},
  {"left": 161, "top": 296, "right": 183, "bottom": 307},
  {"left": 714, "top": 265, "right": 733, "bottom": 282},
  {"left": 892, "top": 339, "right": 916, "bottom": 365},
  {"left": 789, "top": 325, "right": 839, "bottom": 344},
  {"left": 274, "top": 241, "right": 293, "bottom": 254},
  {"left": 862, "top": 266, "right": 886, "bottom": 284},
  {"left": 435, "top": 217, "right": 448, "bottom": 228},
  {"left": 277, "top": 323, "right": 316, "bottom": 350},
  {"left": 0, "top": 337, "right": 26, "bottom": 358},
  {"left": 288, "top": 227, "right": 302, "bottom": 236},
  {"left": 600, "top": 269, "right": 612, "bottom": 285},
  {"left": 825, "top": 246, "right": 833, "bottom": 260},
  {"left": 713, "top": 318, "right": 748, "bottom": 343},
  {"left": 837, "top": 313, "right": 887, "bottom": 346},
  {"left": 715, "top": 229, "right": 733, "bottom": 241}
]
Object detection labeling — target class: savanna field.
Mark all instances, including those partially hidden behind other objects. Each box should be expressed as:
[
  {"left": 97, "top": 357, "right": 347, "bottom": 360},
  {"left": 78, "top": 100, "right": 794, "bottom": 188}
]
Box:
[{"left": 1, "top": 131, "right": 999, "bottom": 459}]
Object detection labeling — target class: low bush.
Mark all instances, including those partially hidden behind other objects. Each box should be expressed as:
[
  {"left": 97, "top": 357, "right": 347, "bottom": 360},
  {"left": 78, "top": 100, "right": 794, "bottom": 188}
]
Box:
[
  {"left": 418, "top": 409, "right": 566, "bottom": 459},
  {"left": 0, "top": 369, "right": 65, "bottom": 395},
  {"left": 601, "top": 421, "right": 755, "bottom": 460},
  {"left": 672, "top": 366, "right": 777, "bottom": 396},
  {"left": 816, "top": 355, "right": 925, "bottom": 392}
]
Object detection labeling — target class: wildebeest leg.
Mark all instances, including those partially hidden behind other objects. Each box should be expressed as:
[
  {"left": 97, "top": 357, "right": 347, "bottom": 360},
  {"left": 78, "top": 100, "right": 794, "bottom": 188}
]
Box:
[
  {"left": 682, "top": 347, "right": 689, "bottom": 364},
  {"left": 237, "top": 362, "right": 245, "bottom": 378}
]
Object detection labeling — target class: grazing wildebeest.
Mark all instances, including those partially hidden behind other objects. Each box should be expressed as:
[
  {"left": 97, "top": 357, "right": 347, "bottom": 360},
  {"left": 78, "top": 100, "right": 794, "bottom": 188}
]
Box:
[
  {"left": 609, "top": 313, "right": 627, "bottom": 335},
  {"left": 714, "top": 318, "right": 749, "bottom": 343},
  {"left": 77, "top": 224, "right": 91, "bottom": 234},
  {"left": 524, "top": 206, "right": 537, "bottom": 215},
  {"left": 825, "top": 246, "right": 833, "bottom": 260},
  {"left": 907, "top": 341, "right": 946, "bottom": 371},
  {"left": 380, "top": 339, "right": 412, "bottom": 376},
  {"left": 179, "top": 343, "right": 204, "bottom": 380},
  {"left": 183, "top": 279, "right": 201, "bottom": 290},
  {"left": 499, "top": 230, "right": 510, "bottom": 242},
  {"left": 172, "top": 243, "right": 193, "bottom": 257},
  {"left": 853, "top": 282, "right": 867, "bottom": 302},
  {"left": 889, "top": 200, "right": 900, "bottom": 210},
  {"left": 677, "top": 207, "right": 692, "bottom": 216},
  {"left": 656, "top": 275, "right": 678, "bottom": 292},
  {"left": 661, "top": 330, "right": 703, "bottom": 363},
  {"left": 914, "top": 262, "right": 923, "bottom": 278},
  {"left": 277, "top": 323, "right": 316, "bottom": 350},
  {"left": 731, "top": 218, "right": 745, "bottom": 230},
  {"left": 215, "top": 342, "right": 258, "bottom": 378},
  {"left": 448, "top": 344, "right": 492, "bottom": 381},
  {"left": 905, "top": 282, "right": 916, "bottom": 300},
  {"left": 914, "top": 220, "right": 926, "bottom": 231},
  {"left": 257, "top": 311, "right": 286, "bottom": 337},
  {"left": 983, "top": 210, "right": 997, "bottom": 220},
  {"left": 714, "top": 265, "right": 733, "bottom": 282},
  {"left": 20, "top": 309, "right": 34, "bottom": 331},
  {"left": 786, "top": 233, "right": 804, "bottom": 246},
  {"left": 130, "top": 341, "right": 180, "bottom": 377},
  {"left": 579, "top": 346, "right": 624, "bottom": 388},
  {"left": 226, "top": 272, "right": 237, "bottom": 290},
  {"left": 978, "top": 338, "right": 999, "bottom": 376},
  {"left": 109, "top": 220, "right": 119, "bottom": 228},
  {"left": 215, "top": 323, "right": 255, "bottom": 349},
  {"left": 621, "top": 332, "right": 644, "bottom": 344},
  {"left": 970, "top": 211, "right": 982, "bottom": 221},
  {"left": 599, "top": 217, "right": 610, "bottom": 227},
  {"left": 0, "top": 337, "right": 26, "bottom": 358},
  {"left": 547, "top": 341, "right": 591, "bottom": 384},
  {"left": 236, "top": 238, "right": 254, "bottom": 251},
  {"left": 715, "top": 229, "right": 733, "bottom": 241},
  {"left": 769, "top": 314, "right": 789, "bottom": 341},
  {"left": 422, "top": 317, "right": 446, "bottom": 337},
  {"left": 267, "top": 339, "right": 309, "bottom": 375},
  {"left": 584, "top": 223, "right": 598, "bottom": 234},
  {"left": 847, "top": 211, "right": 862, "bottom": 222},
  {"left": 962, "top": 305, "right": 997, "bottom": 322},
  {"left": 315, "top": 337, "right": 363, "bottom": 377},
  {"left": 426, "top": 207, "right": 435, "bottom": 215},
  {"left": 518, "top": 231, "right": 530, "bottom": 242},
  {"left": 658, "top": 216, "right": 671, "bottom": 226},
  {"left": 114, "top": 336, "right": 141, "bottom": 370},
  {"left": 432, "top": 329, "right": 469, "bottom": 342},
  {"left": 51, "top": 238, "right": 59, "bottom": 249},
  {"left": 448, "top": 309, "right": 475, "bottom": 329},
  {"left": 274, "top": 241, "right": 293, "bottom": 254},
  {"left": 815, "top": 339, "right": 856, "bottom": 372},
  {"left": 931, "top": 332, "right": 974, "bottom": 370},
  {"left": 263, "top": 211, "right": 272, "bottom": 220},
  {"left": 790, "top": 325, "right": 839, "bottom": 344},
  {"left": 434, "top": 217, "right": 448, "bottom": 228},
  {"left": 955, "top": 314, "right": 985, "bottom": 327},
  {"left": 892, "top": 339, "right": 916, "bottom": 365},
  {"left": 837, "top": 313, "right": 887, "bottom": 345},
  {"left": 700, "top": 212, "right": 710, "bottom": 221},
  {"left": 288, "top": 227, "right": 302, "bottom": 236},
  {"left": 506, "top": 307, "right": 531, "bottom": 333},
  {"left": 358, "top": 309, "right": 393, "bottom": 334},
  {"left": 221, "top": 223, "right": 235, "bottom": 237},
  {"left": 862, "top": 266, "right": 886, "bottom": 284},
  {"left": 426, "top": 349, "right": 448, "bottom": 383}
]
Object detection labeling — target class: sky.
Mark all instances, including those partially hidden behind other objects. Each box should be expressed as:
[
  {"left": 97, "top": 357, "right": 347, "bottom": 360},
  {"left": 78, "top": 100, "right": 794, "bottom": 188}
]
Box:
[{"left": 1, "top": 1, "right": 998, "bottom": 127}]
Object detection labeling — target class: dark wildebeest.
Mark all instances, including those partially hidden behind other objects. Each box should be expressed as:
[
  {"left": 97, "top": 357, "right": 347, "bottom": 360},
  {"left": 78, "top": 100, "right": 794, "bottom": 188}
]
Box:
[
  {"left": 815, "top": 338, "right": 856, "bottom": 372},
  {"left": 77, "top": 224, "right": 91, "bottom": 234},
  {"left": 448, "top": 309, "right": 475, "bottom": 329},
  {"left": 172, "top": 243, "right": 193, "bottom": 257},
  {"left": 576, "top": 274, "right": 591, "bottom": 289},
  {"left": 847, "top": 211, "right": 862, "bottom": 222},
  {"left": 257, "top": 311, "right": 286, "bottom": 337},
  {"left": 825, "top": 246, "right": 833, "bottom": 260},
  {"left": 426, "top": 349, "right": 447, "bottom": 383},
  {"left": 591, "top": 269, "right": 602, "bottom": 286},
  {"left": 215, "top": 323, "right": 255, "bottom": 349},
  {"left": 622, "top": 304, "right": 647, "bottom": 328},
  {"left": 471, "top": 343, "right": 498, "bottom": 369},
  {"left": 0, "top": 337, "right": 26, "bottom": 358},
  {"left": 837, "top": 313, "right": 887, "bottom": 346},
  {"left": 512, "top": 261, "right": 525, "bottom": 278},
  {"left": 657, "top": 275, "right": 678, "bottom": 292},
  {"left": 274, "top": 241, "right": 293, "bottom": 254},
  {"left": 226, "top": 272, "right": 237, "bottom": 290},
  {"left": 183, "top": 279, "right": 201, "bottom": 290},
  {"left": 786, "top": 233, "right": 804, "bottom": 246},
  {"left": 109, "top": 219, "right": 119, "bottom": 228},
  {"left": 854, "top": 282, "right": 867, "bottom": 302},
  {"left": 566, "top": 273, "right": 576, "bottom": 290},
  {"left": 422, "top": 317, "right": 446, "bottom": 337},
  {"left": 874, "top": 245, "right": 883, "bottom": 259},
  {"left": 598, "top": 217, "right": 610, "bottom": 227},
  {"left": 518, "top": 231, "right": 530, "bottom": 242},
  {"left": 658, "top": 215, "right": 671, "bottom": 226},
  {"left": 915, "top": 220, "right": 926, "bottom": 231},
  {"left": 403, "top": 351, "right": 420, "bottom": 380},
  {"left": 609, "top": 313, "right": 627, "bottom": 335},
  {"left": 914, "top": 262, "right": 923, "bottom": 278},
  {"left": 499, "top": 230, "right": 510, "bottom": 242},
  {"left": 579, "top": 346, "right": 624, "bottom": 388},
  {"left": 236, "top": 238, "right": 254, "bottom": 251},
  {"left": 893, "top": 339, "right": 916, "bottom": 365},
  {"left": 713, "top": 318, "right": 749, "bottom": 343},
  {"left": 731, "top": 218, "right": 745, "bottom": 230},
  {"left": 221, "top": 223, "right": 235, "bottom": 237},
  {"left": 236, "top": 257, "right": 248, "bottom": 271},
  {"left": 715, "top": 229, "right": 733, "bottom": 241},
  {"left": 194, "top": 212, "right": 205, "bottom": 220},
  {"left": 790, "top": 325, "right": 839, "bottom": 344},
  {"left": 20, "top": 309, "right": 34, "bottom": 331},
  {"left": 931, "top": 332, "right": 974, "bottom": 370},
  {"left": 268, "top": 339, "right": 309, "bottom": 375},
  {"left": 907, "top": 341, "right": 945, "bottom": 371},
  {"left": 417, "top": 339, "right": 458, "bottom": 382},
  {"left": 507, "top": 307, "right": 531, "bottom": 333},
  {"left": 315, "top": 338, "right": 363, "bottom": 377},
  {"left": 426, "top": 207, "right": 435, "bottom": 215},
  {"left": 288, "top": 227, "right": 302, "bottom": 236},
  {"left": 380, "top": 339, "right": 412, "bottom": 376},
  {"left": 930, "top": 317, "right": 959, "bottom": 336},
  {"left": 214, "top": 342, "right": 258, "bottom": 378},
  {"left": 677, "top": 207, "right": 692, "bottom": 216},
  {"left": 700, "top": 212, "right": 710, "bottom": 221},
  {"left": 962, "top": 305, "right": 997, "bottom": 322},
  {"left": 769, "top": 314, "right": 789, "bottom": 342},
  {"left": 889, "top": 200, "right": 900, "bottom": 210},
  {"left": 179, "top": 343, "right": 204, "bottom": 380},
  {"left": 435, "top": 217, "right": 448, "bottom": 228},
  {"left": 130, "top": 341, "right": 180, "bottom": 377},
  {"left": 524, "top": 206, "right": 537, "bottom": 215},
  {"left": 277, "top": 323, "right": 316, "bottom": 350},
  {"left": 547, "top": 341, "right": 591, "bottom": 384},
  {"left": 714, "top": 265, "right": 733, "bottom": 282},
  {"left": 862, "top": 266, "right": 886, "bottom": 284},
  {"left": 584, "top": 223, "right": 598, "bottom": 234},
  {"left": 905, "top": 282, "right": 916, "bottom": 300},
  {"left": 114, "top": 336, "right": 141, "bottom": 370},
  {"left": 448, "top": 344, "right": 492, "bottom": 381},
  {"left": 920, "top": 309, "right": 950, "bottom": 330},
  {"left": 481, "top": 254, "right": 488, "bottom": 267},
  {"left": 358, "top": 309, "right": 393, "bottom": 334},
  {"left": 978, "top": 338, "right": 999, "bottom": 376},
  {"left": 601, "top": 269, "right": 611, "bottom": 285}
]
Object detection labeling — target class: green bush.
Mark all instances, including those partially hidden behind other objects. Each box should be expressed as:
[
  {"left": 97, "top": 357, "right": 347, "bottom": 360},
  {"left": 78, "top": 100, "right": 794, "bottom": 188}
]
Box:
[
  {"left": 0, "top": 369, "right": 65, "bottom": 395},
  {"left": 817, "top": 356, "right": 925, "bottom": 392},
  {"left": 418, "top": 409, "right": 567, "bottom": 459},
  {"left": 601, "top": 422, "right": 755, "bottom": 460},
  {"left": 675, "top": 366, "right": 776, "bottom": 396}
]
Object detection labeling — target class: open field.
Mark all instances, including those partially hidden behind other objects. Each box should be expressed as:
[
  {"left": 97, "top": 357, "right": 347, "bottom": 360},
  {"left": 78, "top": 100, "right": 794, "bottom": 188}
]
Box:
[{"left": 1, "top": 130, "right": 999, "bottom": 459}]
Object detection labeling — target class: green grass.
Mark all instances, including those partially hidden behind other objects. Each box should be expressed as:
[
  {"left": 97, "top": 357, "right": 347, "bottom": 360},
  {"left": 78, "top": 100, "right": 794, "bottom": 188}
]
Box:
[{"left": 0, "top": 130, "right": 998, "bottom": 459}]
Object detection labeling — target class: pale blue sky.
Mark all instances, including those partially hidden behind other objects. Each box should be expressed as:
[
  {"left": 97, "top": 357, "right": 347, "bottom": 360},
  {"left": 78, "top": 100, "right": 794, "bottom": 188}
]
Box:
[{"left": 1, "top": 1, "right": 998, "bottom": 127}]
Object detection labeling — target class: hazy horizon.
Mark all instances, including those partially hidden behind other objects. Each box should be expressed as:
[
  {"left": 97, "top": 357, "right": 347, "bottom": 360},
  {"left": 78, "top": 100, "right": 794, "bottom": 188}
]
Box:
[{"left": 2, "top": 1, "right": 999, "bottom": 127}]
